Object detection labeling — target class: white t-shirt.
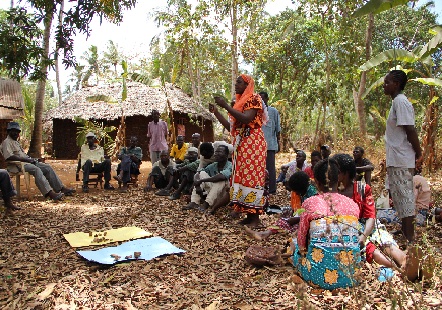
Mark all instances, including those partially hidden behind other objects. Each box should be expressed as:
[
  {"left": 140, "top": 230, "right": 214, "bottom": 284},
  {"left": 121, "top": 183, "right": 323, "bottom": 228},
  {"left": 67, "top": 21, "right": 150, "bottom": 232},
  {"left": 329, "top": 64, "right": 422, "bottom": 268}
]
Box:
[{"left": 385, "top": 93, "right": 416, "bottom": 168}]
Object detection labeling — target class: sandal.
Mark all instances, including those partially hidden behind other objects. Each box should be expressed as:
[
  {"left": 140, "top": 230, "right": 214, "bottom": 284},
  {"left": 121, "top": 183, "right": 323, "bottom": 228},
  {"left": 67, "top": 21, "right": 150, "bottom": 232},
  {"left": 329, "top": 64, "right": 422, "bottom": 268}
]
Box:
[
  {"left": 168, "top": 193, "right": 181, "bottom": 200},
  {"left": 62, "top": 188, "right": 76, "bottom": 196},
  {"left": 52, "top": 192, "right": 65, "bottom": 201},
  {"left": 155, "top": 189, "right": 170, "bottom": 196}
]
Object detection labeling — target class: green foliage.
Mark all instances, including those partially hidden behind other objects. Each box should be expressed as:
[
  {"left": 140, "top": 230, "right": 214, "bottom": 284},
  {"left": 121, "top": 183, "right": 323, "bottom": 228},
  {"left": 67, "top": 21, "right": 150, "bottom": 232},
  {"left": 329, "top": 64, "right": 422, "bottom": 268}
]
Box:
[
  {"left": 121, "top": 60, "right": 128, "bottom": 101},
  {"left": 358, "top": 49, "right": 418, "bottom": 71},
  {"left": 1, "top": 0, "right": 136, "bottom": 81},
  {"left": 352, "top": 0, "right": 411, "bottom": 18},
  {"left": 17, "top": 81, "right": 58, "bottom": 145},
  {"left": 74, "top": 117, "right": 116, "bottom": 155},
  {"left": 0, "top": 8, "right": 45, "bottom": 81}
]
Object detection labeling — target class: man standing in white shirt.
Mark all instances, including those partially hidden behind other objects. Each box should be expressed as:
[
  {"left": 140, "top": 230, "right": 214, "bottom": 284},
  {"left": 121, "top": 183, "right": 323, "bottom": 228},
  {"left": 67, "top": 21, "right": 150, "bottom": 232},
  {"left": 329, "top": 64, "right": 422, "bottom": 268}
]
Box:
[{"left": 383, "top": 70, "right": 422, "bottom": 243}]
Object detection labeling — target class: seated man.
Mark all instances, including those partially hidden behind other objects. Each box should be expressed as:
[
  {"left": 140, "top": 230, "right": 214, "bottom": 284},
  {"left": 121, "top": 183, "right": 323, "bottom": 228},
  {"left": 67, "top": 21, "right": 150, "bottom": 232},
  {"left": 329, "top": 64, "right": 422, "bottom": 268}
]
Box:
[
  {"left": 80, "top": 132, "right": 114, "bottom": 193},
  {"left": 170, "top": 135, "right": 188, "bottom": 164},
  {"left": 0, "top": 169, "right": 20, "bottom": 211},
  {"left": 284, "top": 150, "right": 308, "bottom": 184},
  {"left": 183, "top": 145, "right": 232, "bottom": 214},
  {"left": 304, "top": 150, "right": 321, "bottom": 180},
  {"left": 353, "top": 146, "right": 374, "bottom": 185},
  {"left": 413, "top": 170, "right": 431, "bottom": 226},
  {"left": 114, "top": 136, "right": 142, "bottom": 192},
  {"left": 0, "top": 122, "right": 74, "bottom": 201},
  {"left": 144, "top": 150, "right": 176, "bottom": 193},
  {"left": 276, "top": 149, "right": 308, "bottom": 183},
  {"left": 197, "top": 142, "right": 216, "bottom": 171},
  {"left": 189, "top": 133, "right": 201, "bottom": 150},
  {"left": 168, "top": 147, "right": 199, "bottom": 200}
]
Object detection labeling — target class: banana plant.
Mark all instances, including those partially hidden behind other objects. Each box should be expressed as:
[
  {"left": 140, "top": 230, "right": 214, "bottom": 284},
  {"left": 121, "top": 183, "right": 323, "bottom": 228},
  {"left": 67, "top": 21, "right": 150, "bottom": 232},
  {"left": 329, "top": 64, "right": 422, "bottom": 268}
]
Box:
[
  {"left": 352, "top": 0, "right": 411, "bottom": 18},
  {"left": 358, "top": 26, "right": 442, "bottom": 171},
  {"left": 74, "top": 116, "right": 116, "bottom": 156}
]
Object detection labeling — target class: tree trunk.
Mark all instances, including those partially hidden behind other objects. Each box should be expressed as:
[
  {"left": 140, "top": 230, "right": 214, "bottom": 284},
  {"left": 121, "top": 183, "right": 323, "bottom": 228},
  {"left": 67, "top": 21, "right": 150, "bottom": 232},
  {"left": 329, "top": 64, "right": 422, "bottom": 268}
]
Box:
[
  {"left": 28, "top": 6, "right": 54, "bottom": 158},
  {"left": 55, "top": 0, "right": 64, "bottom": 106},
  {"left": 230, "top": 1, "right": 238, "bottom": 99},
  {"left": 421, "top": 87, "right": 438, "bottom": 171},
  {"left": 354, "top": 13, "right": 374, "bottom": 137}
]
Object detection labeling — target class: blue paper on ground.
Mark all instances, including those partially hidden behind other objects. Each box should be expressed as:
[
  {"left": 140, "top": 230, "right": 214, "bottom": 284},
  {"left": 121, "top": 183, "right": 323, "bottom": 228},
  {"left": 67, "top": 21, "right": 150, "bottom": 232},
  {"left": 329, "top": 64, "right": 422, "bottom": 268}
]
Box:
[{"left": 77, "top": 237, "right": 185, "bottom": 265}]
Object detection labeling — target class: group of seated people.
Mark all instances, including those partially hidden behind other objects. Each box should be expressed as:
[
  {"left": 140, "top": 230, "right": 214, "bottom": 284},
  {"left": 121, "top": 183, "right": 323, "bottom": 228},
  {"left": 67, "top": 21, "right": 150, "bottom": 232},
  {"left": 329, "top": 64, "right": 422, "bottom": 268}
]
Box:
[
  {"left": 246, "top": 146, "right": 432, "bottom": 290},
  {"left": 143, "top": 134, "right": 234, "bottom": 215}
]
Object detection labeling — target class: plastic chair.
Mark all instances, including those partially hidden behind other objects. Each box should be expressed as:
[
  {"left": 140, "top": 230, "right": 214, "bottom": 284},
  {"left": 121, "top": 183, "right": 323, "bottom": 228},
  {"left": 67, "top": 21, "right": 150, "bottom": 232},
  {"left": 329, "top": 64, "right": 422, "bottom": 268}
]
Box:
[
  {"left": 75, "top": 158, "right": 103, "bottom": 189},
  {"left": 6, "top": 161, "right": 31, "bottom": 199}
]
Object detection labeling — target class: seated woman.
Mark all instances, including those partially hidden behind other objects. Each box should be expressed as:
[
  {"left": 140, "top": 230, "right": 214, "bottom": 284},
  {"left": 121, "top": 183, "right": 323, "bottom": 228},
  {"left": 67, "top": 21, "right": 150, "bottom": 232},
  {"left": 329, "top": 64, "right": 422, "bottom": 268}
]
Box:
[
  {"left": 245, "top": 171, "right": 316, "bottom": 241},
  {"left": 333, "top": 153, "right": 421, "bottom": 281},
  {"left": 291, "top": 159, "right": 362, "bottom": 290}
]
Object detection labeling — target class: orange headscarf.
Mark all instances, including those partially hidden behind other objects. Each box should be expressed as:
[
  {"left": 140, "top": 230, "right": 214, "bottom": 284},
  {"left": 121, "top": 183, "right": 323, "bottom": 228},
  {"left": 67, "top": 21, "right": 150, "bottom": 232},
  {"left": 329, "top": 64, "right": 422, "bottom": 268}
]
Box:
[{"left": 233, "top": 74, "right": 255, "bottom": 113}]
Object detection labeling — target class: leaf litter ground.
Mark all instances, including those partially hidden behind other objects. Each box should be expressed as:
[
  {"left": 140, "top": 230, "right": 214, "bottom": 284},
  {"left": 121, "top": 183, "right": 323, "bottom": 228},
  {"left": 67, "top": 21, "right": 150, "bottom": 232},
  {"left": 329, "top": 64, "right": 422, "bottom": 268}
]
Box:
[{"left": 0, "top": 156, "right": 441, "bottom": 309}]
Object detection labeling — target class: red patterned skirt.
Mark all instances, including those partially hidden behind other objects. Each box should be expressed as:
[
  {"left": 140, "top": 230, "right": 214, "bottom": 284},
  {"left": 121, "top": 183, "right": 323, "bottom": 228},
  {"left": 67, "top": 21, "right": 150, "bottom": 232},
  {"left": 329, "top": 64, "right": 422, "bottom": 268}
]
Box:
[{"left": 230, "top": 128, "right": 267, "bottom": 214}]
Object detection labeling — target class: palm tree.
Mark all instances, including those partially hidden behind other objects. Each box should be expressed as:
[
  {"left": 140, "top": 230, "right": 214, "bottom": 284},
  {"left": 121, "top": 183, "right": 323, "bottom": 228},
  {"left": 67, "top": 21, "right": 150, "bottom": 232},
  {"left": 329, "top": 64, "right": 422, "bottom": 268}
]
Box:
[
  {"left": 103, "top": 40, "right": 121, "bottom": 77},
  {"left": 81, "top": 45, "right": 100, "bottom": 86},
  {"left": 54, "top": 0, "right": 64, "bottom": 105},
  {"left": 28, "top": 4, "right": 54, "bottom": 158}
]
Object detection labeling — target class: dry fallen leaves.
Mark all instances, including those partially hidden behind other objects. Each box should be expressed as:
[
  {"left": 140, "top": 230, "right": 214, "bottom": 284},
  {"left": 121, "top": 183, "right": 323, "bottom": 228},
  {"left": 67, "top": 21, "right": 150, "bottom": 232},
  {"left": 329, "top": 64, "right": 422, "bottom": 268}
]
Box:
[{"left": 0, "top": 158, "right": 441, "bottom": 309}]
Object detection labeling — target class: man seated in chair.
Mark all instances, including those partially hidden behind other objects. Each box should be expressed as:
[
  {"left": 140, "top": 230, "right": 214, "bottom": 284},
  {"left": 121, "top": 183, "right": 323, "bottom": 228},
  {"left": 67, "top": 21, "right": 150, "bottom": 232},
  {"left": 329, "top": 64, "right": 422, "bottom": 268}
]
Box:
[
  {"left": 114, "top": 136, "right": 142, "bottom": 192},
  {"left": 80, "top": 132, "right": 114, "bottom": 193},
  {"left": 0, "top": 122, "right": 74, "bottom": 201},
  {"left": 0, "top": 169, "right": 20, "bottom": 211},
  {"left": 183, "top": 145, "right": 232, "bottom": 214},
  {"left": 143, "top": 150, "right": 176, "bottom": 194}
]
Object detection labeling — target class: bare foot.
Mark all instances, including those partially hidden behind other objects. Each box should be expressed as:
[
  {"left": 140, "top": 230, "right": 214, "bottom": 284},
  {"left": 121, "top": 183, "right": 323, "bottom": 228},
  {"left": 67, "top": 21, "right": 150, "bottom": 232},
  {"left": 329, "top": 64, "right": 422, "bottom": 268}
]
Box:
[
  {"left": 230, "top": 211, "right": 241, "bottom": 219},
  {"left": 402, "top": 244, "right": 422, "bottom": 282},
  {"left": 143, "top": 186, "right": 152, "bottom": 192},
  {"left": 244, "top": 226, "right": 263, "bottom": 241}
]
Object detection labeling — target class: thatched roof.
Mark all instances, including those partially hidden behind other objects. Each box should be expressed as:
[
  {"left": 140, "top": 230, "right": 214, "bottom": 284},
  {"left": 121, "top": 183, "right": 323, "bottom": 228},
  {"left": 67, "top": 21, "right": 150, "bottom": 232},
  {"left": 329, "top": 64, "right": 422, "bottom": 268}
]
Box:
[
  {"left": 0, "top": 79, "right": 24, "bottom": 119},
  {"left": 45, "top": 81, "right": 215, "bottom": 121}
]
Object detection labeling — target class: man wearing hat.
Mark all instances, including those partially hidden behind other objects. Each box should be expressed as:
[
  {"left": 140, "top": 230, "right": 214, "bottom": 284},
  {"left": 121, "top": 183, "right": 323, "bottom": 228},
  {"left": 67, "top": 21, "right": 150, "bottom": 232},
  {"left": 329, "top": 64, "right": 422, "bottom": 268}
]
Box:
[
  {"left": 80, "top": 132, "right": 114, "bottom": 193},
  {"left": 0, "top": 122, "right": 74, "bottom": 201}
]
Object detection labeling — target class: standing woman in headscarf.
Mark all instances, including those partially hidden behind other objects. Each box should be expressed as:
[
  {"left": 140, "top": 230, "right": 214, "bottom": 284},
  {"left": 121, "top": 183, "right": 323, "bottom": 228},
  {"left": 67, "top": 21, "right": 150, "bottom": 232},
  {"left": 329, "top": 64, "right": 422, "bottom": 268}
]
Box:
[{"left": 210, "top": 74, "right": 267, "bottom": 227}]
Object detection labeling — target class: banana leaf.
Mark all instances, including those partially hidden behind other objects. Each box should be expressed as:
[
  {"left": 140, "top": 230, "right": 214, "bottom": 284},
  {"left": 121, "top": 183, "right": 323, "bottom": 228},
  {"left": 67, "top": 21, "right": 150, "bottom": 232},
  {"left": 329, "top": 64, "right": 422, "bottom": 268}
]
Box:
[
  {"left": 121, "top": 60, "right": 128, "bottom": 101},
  {"left": 352, "top": 0, "right": 409, "bottom": 18},
  {"left": 358, "top": 49, "right": 417, "bottom": 71},
  {"left": 410, "top": 78, "right": 442, "bottom": 87},
  {"left": 419, "top": 26, "right": 442, "bottom": 59},
  {"left": 362, "top": 75, "right": 385, "bottom": 99}
]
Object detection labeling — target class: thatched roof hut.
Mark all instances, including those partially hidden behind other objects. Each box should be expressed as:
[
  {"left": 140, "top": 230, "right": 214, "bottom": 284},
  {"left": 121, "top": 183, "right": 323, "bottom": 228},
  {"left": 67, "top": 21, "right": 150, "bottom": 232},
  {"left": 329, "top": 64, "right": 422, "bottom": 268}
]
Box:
[
  {"left": 46, "top": 81, "right": 215, "bottom": 159},
  {"left": 0, "top": 79, "right": 25, "bottom": 168}
]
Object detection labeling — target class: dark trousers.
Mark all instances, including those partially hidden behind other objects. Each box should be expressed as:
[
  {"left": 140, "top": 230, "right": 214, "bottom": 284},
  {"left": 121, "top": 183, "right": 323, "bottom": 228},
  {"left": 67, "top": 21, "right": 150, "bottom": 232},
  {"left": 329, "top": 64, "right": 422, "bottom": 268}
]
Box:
[
  {"left": 82, "top": 159, "right": 111, "bottom": 185},
  {"left": 116, "top": 155, "right": 140, "bottom": 184},
  {"left": 0, "top": 169, "right": 16, "bottom": 199},
  {"left": 150, "top": 165, "right": 174, "bottom": 189},
  {"left": 266, "top": 150, "right": 277, "bottom": 194},
  {"left": 180, "top": 170, "right": 196, "bottom": 194}
]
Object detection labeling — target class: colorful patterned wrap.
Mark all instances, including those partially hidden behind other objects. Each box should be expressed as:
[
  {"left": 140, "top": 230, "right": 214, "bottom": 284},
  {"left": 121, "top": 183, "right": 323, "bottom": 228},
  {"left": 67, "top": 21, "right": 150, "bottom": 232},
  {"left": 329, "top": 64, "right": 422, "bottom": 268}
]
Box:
[
  {"left": 230, "top": 127, "right": 267, "bottom": 214},
  {"left": 292, "top": 215, "right": 362, "bottom": 290}
]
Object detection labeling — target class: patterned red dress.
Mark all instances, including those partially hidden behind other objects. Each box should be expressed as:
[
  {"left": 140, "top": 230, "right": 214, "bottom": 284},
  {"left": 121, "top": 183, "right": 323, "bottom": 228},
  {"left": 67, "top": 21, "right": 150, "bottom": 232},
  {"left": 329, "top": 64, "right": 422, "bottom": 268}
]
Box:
[{"left": 230, "top": 94, "right": 267, "bottom": 215}]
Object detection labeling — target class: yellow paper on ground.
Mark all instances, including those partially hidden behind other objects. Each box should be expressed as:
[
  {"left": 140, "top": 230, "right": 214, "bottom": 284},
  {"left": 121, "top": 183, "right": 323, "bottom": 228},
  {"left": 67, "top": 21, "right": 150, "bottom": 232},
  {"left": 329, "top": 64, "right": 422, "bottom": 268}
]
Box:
[{"left": 63, "top": 226, "right": 153, "bottom": 248}]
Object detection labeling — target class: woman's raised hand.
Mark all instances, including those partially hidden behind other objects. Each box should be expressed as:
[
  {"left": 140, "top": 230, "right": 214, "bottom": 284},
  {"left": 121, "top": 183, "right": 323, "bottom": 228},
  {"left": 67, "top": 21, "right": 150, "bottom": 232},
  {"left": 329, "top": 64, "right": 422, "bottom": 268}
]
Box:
[
  {"left": 214, "top": 96, "right": 228, "bottom": 109},
  {"left": 208, "top": 103, "right": 217, "bottom": 114}
]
